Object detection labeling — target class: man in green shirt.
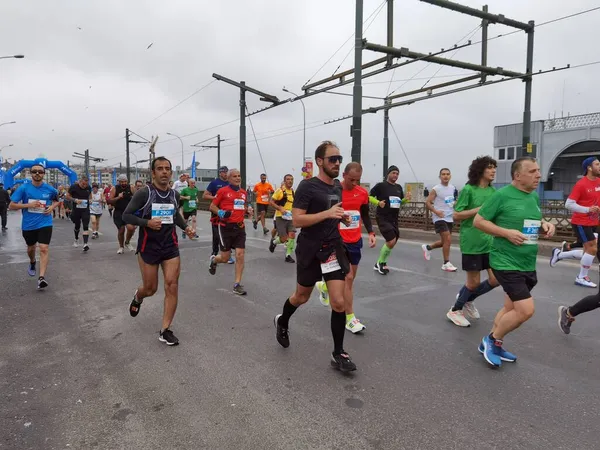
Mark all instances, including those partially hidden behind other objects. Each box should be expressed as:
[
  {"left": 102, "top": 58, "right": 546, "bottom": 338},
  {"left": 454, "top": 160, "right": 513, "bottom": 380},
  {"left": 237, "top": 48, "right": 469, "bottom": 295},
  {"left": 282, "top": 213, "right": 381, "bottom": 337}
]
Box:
[
  {"left": 474, "top": 157, "right": 555, "bottom": 368},
  {"left": 446, "top": 156, "right": 500, "bottom": 327},
  {"left": 180, "top": 179, "right": 199, "bottom": 239}
]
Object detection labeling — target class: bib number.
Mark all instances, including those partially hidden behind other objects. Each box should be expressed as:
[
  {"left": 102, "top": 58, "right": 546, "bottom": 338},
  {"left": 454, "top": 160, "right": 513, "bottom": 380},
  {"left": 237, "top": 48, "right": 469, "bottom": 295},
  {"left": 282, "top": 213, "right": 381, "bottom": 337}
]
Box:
[
  {"left": 233, "top": 199, "right": 245, "bottom": 210},
  {"left": 76, "top": 200, "right": 88, "bottom": 209},
  {"left": 28, "top": 199, "right": 46, "bottom": 214},
  {"left": 340, "top": 210, "right": 360, "bottom": 229},
  {"left": 92, "top": 202, "right": 100, "bottom": 208},
  {"left": 444, "top": 196, "right": 455, "bottom": 208},
  {"left": 189, "top": 200, "right": 197, "bottom": 208},
  {"left": 261, "top": 195, "right": 269, "bottom": 203},
  {"left": 282, "top": 210, "right": 293, "bottom": 221},
  {"left": 522, "top": 219, "right": 541, "bottom": 245},
  {"left": 151, "top": 203, "right": 175, "bottom": 224},
  {"left": 321, "top": 252, "right": 341, "bottom": 274},
  {"left": 389, "top": 196, "right": 401, "bottom": 209}
]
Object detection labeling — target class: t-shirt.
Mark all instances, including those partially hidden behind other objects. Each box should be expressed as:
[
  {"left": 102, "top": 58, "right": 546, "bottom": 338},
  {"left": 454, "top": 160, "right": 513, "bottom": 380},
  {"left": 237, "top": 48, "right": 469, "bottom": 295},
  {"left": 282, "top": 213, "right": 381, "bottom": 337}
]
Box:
[
  {"left": 69, "top": 184, "right": 92, "bottom": 210},
  {"left": 10, "top": 182, "right": 58, "bottom": 231},
  {"left": 478, "top": 184, "right": 542, "bottom": 272},
  {"left": 212, "top": 185, "right": 248, "bottom": 225},
  {"left": 271, "top": 187, "right": 294, "bottom": 219},
  {"left": 339, "top": 185, "right": 369, "bottom": 244},
  {"left": 568, "top": 176, "right": 600, "bottom": 226},
  {"left": 431, "top": 183, "right": 456, "bottom": 223},
  {"left": 254, "top": 182, "right": 274, "bottom": 205},
  {"left": 206, "top": 178, "right": 229, "bottom": 224},
  {"left": 90, "top": 191, "right": 103, "bottom": 215},
  {"left": 370, "top": 181, "right": 404, "bottom": 222},
  {"left": 293, "top": 177, "right": 342, "bottom": 243},
  {"left": 180, "top": 187, "right": 199, "bottom": 213},
  {"left": 454, "top": 184, "right": 495, "bottom": 255},
  {"left": 172, "top": 180, "right": 188, "bottom": 194}
]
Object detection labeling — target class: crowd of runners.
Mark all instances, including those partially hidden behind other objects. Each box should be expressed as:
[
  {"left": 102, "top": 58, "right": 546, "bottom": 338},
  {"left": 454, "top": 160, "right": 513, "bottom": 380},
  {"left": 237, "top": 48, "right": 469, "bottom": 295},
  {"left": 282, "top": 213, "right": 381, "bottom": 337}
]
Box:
[{"left": 6, "top": 141, "right": 600, "bottom": 371}]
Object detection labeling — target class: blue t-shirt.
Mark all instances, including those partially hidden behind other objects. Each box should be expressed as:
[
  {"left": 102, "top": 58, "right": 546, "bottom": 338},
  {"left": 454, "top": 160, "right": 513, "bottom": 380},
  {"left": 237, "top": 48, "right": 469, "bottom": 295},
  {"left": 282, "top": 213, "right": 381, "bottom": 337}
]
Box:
[
  {"left": 206, "top": 178, "right": 228, "bottom": 196},
  {"left": 10, "top": 182, "right": 58, "bottom": 231}
]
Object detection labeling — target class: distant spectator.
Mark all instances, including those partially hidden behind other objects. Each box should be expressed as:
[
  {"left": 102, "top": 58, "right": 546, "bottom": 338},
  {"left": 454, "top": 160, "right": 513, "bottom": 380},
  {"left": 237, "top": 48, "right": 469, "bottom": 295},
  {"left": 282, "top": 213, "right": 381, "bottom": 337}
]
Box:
[{"left": 424, "top": 186, "right": 429, "bottom": 198}]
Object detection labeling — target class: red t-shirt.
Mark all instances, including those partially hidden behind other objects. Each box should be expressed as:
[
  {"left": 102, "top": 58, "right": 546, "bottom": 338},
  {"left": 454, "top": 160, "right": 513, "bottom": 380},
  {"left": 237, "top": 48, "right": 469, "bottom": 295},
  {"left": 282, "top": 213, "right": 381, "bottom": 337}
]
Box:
[
  {"left": 339, "top": 185, "right": 369, "bottom": 243},
  {"left": 568, "top": 176, "right": 600, "bottom": 226},
  {"left": 212, "top": 185, "right": 248, "bottom": 225}
]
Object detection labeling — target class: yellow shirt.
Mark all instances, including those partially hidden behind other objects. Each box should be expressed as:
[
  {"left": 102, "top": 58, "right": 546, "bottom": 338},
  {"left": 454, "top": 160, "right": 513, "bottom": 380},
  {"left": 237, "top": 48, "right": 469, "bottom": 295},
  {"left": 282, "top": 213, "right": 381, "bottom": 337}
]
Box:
[{"left": 271, "top": 188, "right": 294, "bottom": 218}]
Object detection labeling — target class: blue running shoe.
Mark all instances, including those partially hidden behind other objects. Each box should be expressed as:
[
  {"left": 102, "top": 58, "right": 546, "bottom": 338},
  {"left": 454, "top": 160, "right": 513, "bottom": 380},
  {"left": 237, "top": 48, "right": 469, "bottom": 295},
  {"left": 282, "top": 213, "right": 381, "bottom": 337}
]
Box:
[
  {"left": 27, "top": 263, "right": 36, "bottom": 277},
  {"left": 228, "top": 256, "right": 235, "bottom": 264},
  {"left": 479, "top": 340, "right": 517, "bottom": 363},
  {"left": 480, "top": 335, "right": 502, "bottom": 367}
]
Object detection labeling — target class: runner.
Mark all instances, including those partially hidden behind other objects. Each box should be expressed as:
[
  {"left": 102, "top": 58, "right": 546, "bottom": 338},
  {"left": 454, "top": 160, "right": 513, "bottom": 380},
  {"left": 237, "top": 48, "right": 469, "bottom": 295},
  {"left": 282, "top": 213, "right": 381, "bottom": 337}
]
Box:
[
  {"left": 203, "top": 166, "right": 234, "bottom": 264},
  {"left": 549, "top": 156, "right": 600, "bottom": 288},
  {"left": 122, "top": 156, "right": 195, "bottom": 346},
  {"left": 63, "top": 185, "right": 73, "bottom": 220},
  {"left": 180, "top": 178, "right": 199, "bottom": 239},
  {"left": 109, "top": 174, "right": 136, "bottom": 254},
  {"left": 56, "top": 186, "right": 66, "bottom": 219},
  {"left": 369, "top": 165, "right": 410, "bottom": 275},
  {"left": 422, "top": 168, "right": 458, "bottom": 272},
  {"left": 0, "top": 182, "right": 10, "bottom": 231},
  {"left": 67, "top": 176, "right": 92, "bottom": 252},
  {"left": 252, "top": 173, "right": 274, "bottom": 235},
  {"left": 316, "top": 162, "right": 376, "bottom": 333},
  {"left": 446, "top": 156, "right": 499, "bottom": 327},
  {"left": 172, "top": 173, "right": 188, "bottom": 194},
  {"left": 474, "top": 157, "right": 555, "bottom": 367},
  {"left": 8, "top": 163, "right": 59, "bottom": 290},
  {"left": 268, "top": 174, "right": 296, "bottom": 263},
  {"left": 90, "top": 183, "right": 104, "bottom": 239},
  {"left": 104, "top": 184, "right": 113, "bottom": 217},
  {"left": 273, "top": 141, "right": 357, "bottom": 372}
]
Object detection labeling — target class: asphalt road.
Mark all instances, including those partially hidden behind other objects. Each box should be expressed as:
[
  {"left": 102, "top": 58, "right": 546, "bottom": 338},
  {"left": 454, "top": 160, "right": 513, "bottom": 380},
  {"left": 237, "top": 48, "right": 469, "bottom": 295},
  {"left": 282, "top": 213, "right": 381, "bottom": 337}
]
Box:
[{"left": 1, "top": 210, "right": 599, "bottom": 450}]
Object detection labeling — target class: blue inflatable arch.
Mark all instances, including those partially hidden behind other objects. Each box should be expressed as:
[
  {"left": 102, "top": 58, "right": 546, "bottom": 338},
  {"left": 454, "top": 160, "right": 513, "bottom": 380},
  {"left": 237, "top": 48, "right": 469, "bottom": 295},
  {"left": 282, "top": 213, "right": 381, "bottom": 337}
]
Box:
[{"left": 3, "top": 158, "right": 77, "bottom": 189}]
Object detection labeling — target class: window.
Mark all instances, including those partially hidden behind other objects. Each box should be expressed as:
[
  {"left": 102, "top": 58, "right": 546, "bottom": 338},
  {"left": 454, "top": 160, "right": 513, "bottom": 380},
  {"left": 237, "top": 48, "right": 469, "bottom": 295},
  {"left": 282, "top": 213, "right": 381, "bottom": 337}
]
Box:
[
  {"left": 507, "top": 147, "right": 515, "bottom": 160},
  {"left": 498, "top": 148, "right": 506, "bottom": 160},
  {"left": 202, "top": 176, "right": 213, "bottom": 182}
]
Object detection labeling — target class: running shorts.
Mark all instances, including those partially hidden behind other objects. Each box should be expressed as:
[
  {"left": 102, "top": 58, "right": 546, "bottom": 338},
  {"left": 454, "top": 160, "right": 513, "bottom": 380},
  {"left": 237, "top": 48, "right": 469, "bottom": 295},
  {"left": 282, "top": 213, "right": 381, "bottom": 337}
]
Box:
[
  {"left": 573, "top": 225, "right": 597, "bottom": 244},
  {"left": 343, "top": 238, "right": 363, "bottom": 266},
  {"left": 218, "top": 223, "right": 246, "bottom": 251},
  {"left": 183, "top": 210, "right": 197, "bottom": 220},
  {"left": 492, "top": 269, "right": 537, "bottom": 302},
  {"left": 136, "top": 228, "right": 179, "bottom": 265},
  {"left": 275, "top": 217, "right": 296, "bottom": 237},
  {"left": 256, "top": 203, "right": 269, "bottom": 214},
  {"left": 22, "top": 226, "right": 53, "bottom": 246},
  {"left": 376, "top": 217, "right": 399, "bottom": 242},
  {"left": 113, "top": 209, "right": 127, "bottom": 229},
  {"left": 71, "top": 208, "right": 90, "bottom": 230},
  {"left": 295, "top": 237, "right": 349, "bottom": 287},
  {"left": 434, "top": 220, "right": 453, "bottom": 234},
  {"left": 462, "top": 253, "right": 490, "bottom": 272}
]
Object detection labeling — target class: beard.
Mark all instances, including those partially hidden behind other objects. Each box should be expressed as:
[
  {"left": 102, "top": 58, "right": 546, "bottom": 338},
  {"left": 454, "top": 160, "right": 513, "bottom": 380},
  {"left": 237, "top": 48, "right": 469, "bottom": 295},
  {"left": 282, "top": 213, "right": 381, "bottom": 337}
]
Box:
[{"left": 322, "top": 165, "right": 340, "bottom": 179}]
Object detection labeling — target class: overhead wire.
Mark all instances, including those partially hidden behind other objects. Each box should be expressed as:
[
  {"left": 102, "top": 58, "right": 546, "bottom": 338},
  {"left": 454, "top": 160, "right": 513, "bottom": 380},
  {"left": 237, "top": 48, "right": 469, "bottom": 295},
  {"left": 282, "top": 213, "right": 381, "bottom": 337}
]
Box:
[
  {"left": 388, "top": 120, "right": 419, "bottom": 182},
  {"left": 245, "top": 106, "right": 268, "bottom": 176}
]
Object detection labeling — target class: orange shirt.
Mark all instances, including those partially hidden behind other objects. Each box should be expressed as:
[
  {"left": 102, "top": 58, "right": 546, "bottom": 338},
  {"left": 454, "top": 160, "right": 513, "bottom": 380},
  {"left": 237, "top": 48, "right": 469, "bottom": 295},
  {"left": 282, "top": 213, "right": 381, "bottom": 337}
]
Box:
[{"left": 254, "top": 182, "right": 274, "bottom": 205}]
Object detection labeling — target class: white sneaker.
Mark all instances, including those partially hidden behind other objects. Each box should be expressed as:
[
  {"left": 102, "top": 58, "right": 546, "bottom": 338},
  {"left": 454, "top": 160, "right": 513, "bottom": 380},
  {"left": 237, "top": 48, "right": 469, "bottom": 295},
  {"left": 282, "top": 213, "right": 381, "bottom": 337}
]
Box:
[
  {"left": 117, "top": 247, "right": 124, "bottom": 254},
  {"left": 463, "top": 301, "right": 481, "bottom": 320},
  {"left": 446, "top": 308, "right": 470, "bottom": 327},
  {"left": 550, "top": 248, "right": 561, "bottom": 267},
  {"left": 316, "top": 281, "right": 329, "bottom": 307},
  {"left": 575, "top": 276, "right": 597, "bottom": 288},
  {"left": 421, "top": 244, "right": 431, "bottom": 261},
  {"left": 346, "top": 317, "right": 366, "bottom": 334},
  {"left": 125, "top": 242, "right": 135, "bottom": 252},
  {"left": 73, "top": 240, "right": 79, "bottom": 248},
  {"left": 441, "top": 262, "right": 458, "bottom": 272}
]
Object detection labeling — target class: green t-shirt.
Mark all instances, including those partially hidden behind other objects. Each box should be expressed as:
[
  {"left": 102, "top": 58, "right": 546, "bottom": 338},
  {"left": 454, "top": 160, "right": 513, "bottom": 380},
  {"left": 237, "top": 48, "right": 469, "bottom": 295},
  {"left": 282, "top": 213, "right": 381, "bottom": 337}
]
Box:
[
  {"left": 454, "top": 184, "right": 495, "bottom": 255},
  {"left": 180, "top": 187, "right": 199, "bottom": 213},
  {"left": 478, "top": 184, "right": 542, "bottom": 272}
]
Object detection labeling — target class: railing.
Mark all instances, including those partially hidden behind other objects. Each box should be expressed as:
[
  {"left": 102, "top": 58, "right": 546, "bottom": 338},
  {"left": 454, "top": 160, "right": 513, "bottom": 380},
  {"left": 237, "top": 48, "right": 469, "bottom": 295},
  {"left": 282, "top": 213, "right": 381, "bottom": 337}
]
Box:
[{"left": 544, "top": 112, "right": 600, "bottom": 131}]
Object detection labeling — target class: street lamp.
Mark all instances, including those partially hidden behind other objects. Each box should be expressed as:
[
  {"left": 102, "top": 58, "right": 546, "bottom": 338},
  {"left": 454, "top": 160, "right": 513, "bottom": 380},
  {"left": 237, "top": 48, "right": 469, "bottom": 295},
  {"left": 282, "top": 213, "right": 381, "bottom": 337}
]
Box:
[
  {"left": 0, "top": 121, "right": 16, "bottom": 128},
  {"left": 0, "top": 144, "right": 13, "bottom": 152},
  {"left": 166, "top": 132, "right": 185, "bottom": 175},
  {"left": 282, "top": 87, "right": 306, "bottom": 170},
  {"left": 133, "top": 158, "right": 150, "bottom": 180},
  {"left": 0, "top": 55, "right": 24, "bottom": 60}
]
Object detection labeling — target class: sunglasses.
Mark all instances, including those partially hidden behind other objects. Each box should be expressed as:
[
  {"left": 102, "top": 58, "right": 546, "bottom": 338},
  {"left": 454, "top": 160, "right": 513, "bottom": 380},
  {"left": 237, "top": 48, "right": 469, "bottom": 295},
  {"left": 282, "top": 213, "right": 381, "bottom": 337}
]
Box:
[
  {"left": 324, "top": 155, "right": 343, "bottom": 164},
  {"left": 31, "top": 170, "right": 45, "bottom": 175}
]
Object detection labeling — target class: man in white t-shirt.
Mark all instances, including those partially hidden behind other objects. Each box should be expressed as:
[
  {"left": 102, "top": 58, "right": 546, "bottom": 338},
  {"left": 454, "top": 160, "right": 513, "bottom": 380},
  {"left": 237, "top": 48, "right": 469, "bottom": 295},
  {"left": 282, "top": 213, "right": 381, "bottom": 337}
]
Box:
[
  {"left": 422, "top": 168, "right": 458, "bottom": 272},
  {"left": 172, "top": 173, "right": 188, "bottom": 194}
]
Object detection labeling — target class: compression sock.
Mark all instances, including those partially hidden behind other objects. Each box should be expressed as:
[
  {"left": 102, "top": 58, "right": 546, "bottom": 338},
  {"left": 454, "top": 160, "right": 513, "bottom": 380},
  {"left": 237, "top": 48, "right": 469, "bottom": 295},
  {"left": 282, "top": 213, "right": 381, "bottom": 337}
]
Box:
[
  {"left": 286, "top": 238, "right": 295, "bottom": 256},
  {"left": 558, "top": 249, "right": 584, "bottom": 261},
  {"left": 345, "top": 313, "right": 355, "bottom": 323},
  {"left": 378, "top": 244, "right": 392, "bottom": 264},
  {"left": 278, "top": 298, "right": 297, "bottom": 328},
  {"left": 74, "top": 229, "right": 80, "bottom": 240},
  {"left": 452, "top": 285, "right": 473, "bottom": 311},
  {"left": 578, "top": 253, "right": 595, "bottom": 278},
  {"left": 83, "top": 234, "right": 89, "bottom": 244},
  {"left": 274, "top": 237, "right": 282, "bottom": 245},
  {"left": 331, "top": 310, "right": 346, "bottom": 354},
  {"left": 469, "top": 279, "right": 495, "bottom": 300}
]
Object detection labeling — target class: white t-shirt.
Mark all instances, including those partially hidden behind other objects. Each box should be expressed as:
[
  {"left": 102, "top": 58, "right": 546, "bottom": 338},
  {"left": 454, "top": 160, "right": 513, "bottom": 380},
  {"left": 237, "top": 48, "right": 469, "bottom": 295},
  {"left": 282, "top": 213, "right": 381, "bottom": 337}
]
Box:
[
  {"left": 90, "top": 191, "right": 103, "bottom": 215},
  {"left": 432, "top": 183, "right": 456, "bottom": 223},
  {"left": 172, "top": 180, "right": 188, "bottom": 194}
]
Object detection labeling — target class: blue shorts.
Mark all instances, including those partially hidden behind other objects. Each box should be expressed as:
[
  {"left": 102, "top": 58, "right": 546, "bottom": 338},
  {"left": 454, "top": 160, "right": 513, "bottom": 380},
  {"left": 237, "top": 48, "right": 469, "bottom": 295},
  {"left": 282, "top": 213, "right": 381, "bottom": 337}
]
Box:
[{"left": 344, "top": 239, "right": 363, "bottom": 266}]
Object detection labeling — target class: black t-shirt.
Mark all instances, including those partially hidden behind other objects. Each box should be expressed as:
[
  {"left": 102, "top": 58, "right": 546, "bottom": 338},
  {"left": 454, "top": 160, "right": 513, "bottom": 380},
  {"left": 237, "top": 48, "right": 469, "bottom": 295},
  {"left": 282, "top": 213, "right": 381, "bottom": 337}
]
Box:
[
  {"left": 69, "top": 184, "right": 92, "bottom": 211},
  {"left": 293, "top": 177, "right": 342, "bottom": 243},
  {"left": 370, "top": 181, "right": 404, "bottom": 221}
]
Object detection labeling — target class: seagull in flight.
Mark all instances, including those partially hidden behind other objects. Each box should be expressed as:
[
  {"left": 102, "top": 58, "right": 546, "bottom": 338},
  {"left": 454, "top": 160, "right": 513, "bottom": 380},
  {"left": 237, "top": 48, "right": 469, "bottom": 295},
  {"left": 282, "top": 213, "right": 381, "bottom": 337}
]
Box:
[{"left": 146, "top": 43, "right": 153, "bottom": 50}]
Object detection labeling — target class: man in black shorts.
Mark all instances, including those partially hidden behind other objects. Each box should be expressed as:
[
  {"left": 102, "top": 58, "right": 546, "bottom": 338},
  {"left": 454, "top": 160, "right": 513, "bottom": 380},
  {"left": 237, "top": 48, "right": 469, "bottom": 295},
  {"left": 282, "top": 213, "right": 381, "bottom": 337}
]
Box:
[
  {"left": 273, "top": 140, "right": 356, "bottom": 372},
  {"left": 109, "top": 174, "right": 136, "bottom": 254},
  {"left": 123, "top": 156, "right": 195, "bottom": 346},
  {"left": 67, "top": 176, "right": 92, "bottom": 252}
]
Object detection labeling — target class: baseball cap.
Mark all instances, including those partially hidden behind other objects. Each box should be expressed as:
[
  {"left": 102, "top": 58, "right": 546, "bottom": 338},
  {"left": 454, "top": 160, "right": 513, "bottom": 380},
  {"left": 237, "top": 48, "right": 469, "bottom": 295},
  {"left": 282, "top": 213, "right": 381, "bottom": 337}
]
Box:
[
  {"left": 582, "top": 157, "right": 598, "bottom": 175},
  {"left": 117, "top": 174, "right": 128, "bottom": 182},
  {"left": 218, "top": 166, "right": 228, "bottom": 172}
]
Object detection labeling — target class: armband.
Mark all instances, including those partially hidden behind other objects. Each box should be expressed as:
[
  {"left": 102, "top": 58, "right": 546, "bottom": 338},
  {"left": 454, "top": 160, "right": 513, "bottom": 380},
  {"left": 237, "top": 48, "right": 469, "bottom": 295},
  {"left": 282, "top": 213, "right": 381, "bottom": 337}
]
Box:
[{"left": 369, "top": 196, "right": 379, "bottom": 206}]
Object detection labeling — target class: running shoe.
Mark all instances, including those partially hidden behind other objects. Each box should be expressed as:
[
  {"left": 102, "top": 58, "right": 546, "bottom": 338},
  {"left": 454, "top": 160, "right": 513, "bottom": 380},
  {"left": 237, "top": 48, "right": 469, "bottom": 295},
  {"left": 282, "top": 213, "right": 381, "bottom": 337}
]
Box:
[
  {"left": 478, "top": 339, "right": 516, "bottom": 362},
  {"left": 558, "top": 305, "right": 574, "bottom": 335},
  {"left": 561, "top": 241, "right": 569, "bottom": 252},
  {"left": 194, "top": 234, "right": 200, "bottom": 239},
  {"left": 91, "top": 233, "right": 97, "bottom": 240},
  {"left": 550, "top": 248, "right": 561, "bottom": 267},
  {"left": 330, "top": 351, "right": 357, "bottom": 372},
  {"left": 346, "top": 317, "right": 366, "bottom": 334},
  {"left": 253, "top": 220, "right": 258, "bottom": 230},
  {"left": 227, "top": 256, "right": 235, "bottom": 264},
  {"left": 83, "top": 244, "right": 90, "bottom": 252},
  {"left": 73, "top": 240, "right": 79, "bottom": 248},
  {"left": 274, "top": 314, "right": 290, "bottom": 348},
  {"left": 441, "top": 262, "right": 458, "bottom": 272},
  {"left": 27, "top": 263, "right": 36, "bottom": 277},
  {"left": 316, "top": 281, "right": 329, "bottom": 307},
  {"left": 269, "top": 238, "right": 276, "bottom": 253},
  {"left": 463, "top": 301, "right": 480, "bottom": 320},
  {"left": 125, "top": 242, "right": 135, "bottom": 252},
  {"left": 181, "top": 232, "right": 186, "bottom": 239},
  {"left": 233, "top": 283, "right": 247, "bottom": 295},
  {"left": 421, "top": 244, "right": 431, "bottom": 261},
  {"left": 480, "top": 335, "right": 502, "bottom": 367},
  {"left": 373, "top": 262, "right": 387, "bottom": 275},
  {"left": 285, "top": 255, "right": 295, "bottom": 264},
  {"left": 382, "top": 263, "right": 390, "bottom": 274},
  {"left": 575, "top": 276, "right": 597, "bottom": 288},
  {"left": 263, "top": 228, "right": 269, "bottom": 235},
  {"left": 117, "top": 247, "right": 124, "bottom": 254},
  {"left": 209, "top": 255, "right": 217, "bottom": 275},
  {"left": 158, "top": 329, "right": 179, "bottom": 346},
  {"left": 37, "top": 277, "right": 48, "bottom": 290},
  {"left": 446, "top": 308, "right": 470, "bottom": 327}
]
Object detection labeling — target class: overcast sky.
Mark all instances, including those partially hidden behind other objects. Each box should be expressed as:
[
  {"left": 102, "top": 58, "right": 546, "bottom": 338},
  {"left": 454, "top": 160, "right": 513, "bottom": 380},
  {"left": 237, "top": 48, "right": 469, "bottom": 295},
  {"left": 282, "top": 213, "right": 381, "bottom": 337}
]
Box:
[{"left": 1, "top": 0, "right": 599, "bottom": 188}]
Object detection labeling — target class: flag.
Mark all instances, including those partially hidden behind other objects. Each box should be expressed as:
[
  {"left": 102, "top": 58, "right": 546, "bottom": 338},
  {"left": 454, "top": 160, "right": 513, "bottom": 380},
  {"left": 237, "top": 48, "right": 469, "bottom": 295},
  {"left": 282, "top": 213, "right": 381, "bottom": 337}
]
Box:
[
  {"left": 97, "top": 169, "right": 101, "bottom": 185},
  {"left": 191, "top": 152, "right": 196, "bottom": 179},
  {"left": 112, "top": 168, "right": 117, "bottom": 185}
]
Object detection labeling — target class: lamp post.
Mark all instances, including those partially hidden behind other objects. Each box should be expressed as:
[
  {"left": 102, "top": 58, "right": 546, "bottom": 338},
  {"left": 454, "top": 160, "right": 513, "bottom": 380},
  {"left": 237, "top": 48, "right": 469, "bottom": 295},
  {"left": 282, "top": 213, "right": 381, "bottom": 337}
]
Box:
[
  {"left": 166, "top": 132, "right": 185, "bottom": 175},
  {"left": 134, "top": 159, "right": 150, "bottom": 181},
  {"left": 283, "top": 87, "right": 306, "bottom": 169},
  {"left": 0, "top": 121, "right": 16, "bottom": 128},
  {"left": 0, "top": 144, "right": 13, "bottom": 152},
  {"left": 0, "top": 55, "right": 24, "bottom": 60}
]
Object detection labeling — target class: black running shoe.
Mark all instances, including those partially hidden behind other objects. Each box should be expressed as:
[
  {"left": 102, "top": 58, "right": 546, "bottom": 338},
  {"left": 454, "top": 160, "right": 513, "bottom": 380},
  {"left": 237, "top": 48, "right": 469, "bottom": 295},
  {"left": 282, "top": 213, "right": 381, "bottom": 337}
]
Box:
[
  {"left": 331, "top": 351, "right": 357, "bottom": 372},
  {"left": 233, "top": 283, "right": 247, "bottom": 295},
  {"left": 285, "top": 255, "right": 295, "bottom": 263},
  {"left": 209, "top": 255, "right": 217, "bottom": 275},
  {"left": 253, "top": 220, "right": 258, "bottom": 230},
  {"left": 558, "top": 306, "right": 574, "bottom": 335},
  {"left": 159, "top": 329, "right": 179, "bottom": 346},
  {"left": 373, "top": 262, "right": 387, "bottom": 275},
  {"left": 274, "top": 314, "right": 289, "bottom": 348},
  {"left": 37, "top": 277, "right": 48, "bottom": 290},
  {"left": 269, "top": 239, "right": 276, "bottom": 253},
  {"left": 263, "top": 228, "right": 269, "bottom": 235},
  {"left": 83, "top": 244, "right": 90, "bottom": 252}
]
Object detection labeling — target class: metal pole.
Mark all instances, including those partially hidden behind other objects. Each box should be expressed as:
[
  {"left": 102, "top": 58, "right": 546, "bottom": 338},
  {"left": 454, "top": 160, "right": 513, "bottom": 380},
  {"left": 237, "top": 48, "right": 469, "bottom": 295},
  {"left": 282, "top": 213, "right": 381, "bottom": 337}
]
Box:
[
  {"left": 217, "top": 134, "right": 221, "bottom": 170},
  {"left": 383, "top": 98, "right": 390, "bottom": 178},
  {"left": 301, "top": 99, "right": 306, "bottom": 167},
  {"left": 386, "top": 0, "right": 394, "bottom": 67},
  {"left": 240, "top": 82, "right": 247, "bottom": 189},
  {"left": 481, "top": 5, "right": 489, "bottom": 83},
  {"left": 521, "top": 21, "right": 535, "bottom": 158},
  {"left": 351, "top": 0, "right": 364, "bottom": 163},
  {"left": 84, "top": 150, "right": 89, "bottom": 177},
  {"left": 125, "top": 128, "right": 131, "bottom": 182}
]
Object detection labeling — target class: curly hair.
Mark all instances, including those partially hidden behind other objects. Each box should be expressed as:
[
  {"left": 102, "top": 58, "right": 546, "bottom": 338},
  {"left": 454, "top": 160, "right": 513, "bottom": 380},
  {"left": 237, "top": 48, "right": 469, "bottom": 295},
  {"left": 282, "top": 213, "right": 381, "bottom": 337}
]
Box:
[{"left": 467, "top": 156, "right": 497, "bottom": 186}]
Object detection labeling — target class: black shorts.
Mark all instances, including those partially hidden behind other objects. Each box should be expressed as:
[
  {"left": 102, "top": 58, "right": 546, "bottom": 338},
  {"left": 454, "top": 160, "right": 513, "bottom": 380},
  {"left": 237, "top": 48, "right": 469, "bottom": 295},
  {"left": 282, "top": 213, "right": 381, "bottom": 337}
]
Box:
[
  {"left": 218, "top": 224, "right": 246, "bottom": 251},
  {"left": 434, "top": 220, "right": 453, "bottom": 234},
  {"left": 113, "top": 210, "right": 126, "bottom": 229},
  {"left": 492, "top": 269, "right": 537, "bottom": 302},
  {"left": 344, "top": 239, "right": 363, "bottom": 266},
  {"left": 22, "top": 226, "right": 53, "bottom": 246},
  {"left": 256, "top": 203, "right": 269, "bottom": 214},
  {"left": 138, "top": 248, "right": 179, "bottom": 265},
  {"left": 183, "top": 210, "right": 197, "bottom": 220},
  {"left": 462, "top": 253, "right": 490, "bottom": 272},
  {"left": 296, "top": 237, "right": 349, "bottom": 287},
  {"left": 136, "top": 228, "right": 179, "bottom": 265},
  {"left": 573, "top": 225, "right": 597, "bottom": 244},
  {"left": 376, "top": 217, "right": 399, "bottom": 242}
]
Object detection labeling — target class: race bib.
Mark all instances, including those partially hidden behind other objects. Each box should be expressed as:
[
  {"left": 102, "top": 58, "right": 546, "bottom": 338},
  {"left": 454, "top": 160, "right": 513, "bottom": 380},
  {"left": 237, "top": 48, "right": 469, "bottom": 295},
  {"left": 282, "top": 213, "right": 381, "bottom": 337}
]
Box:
[
  {"left": 282, "top": 210, "right": 293, "bottom": 221},
  {"left": 389, "top": 196, "right": 401, "bottom": 209},
  {"left": 151, "top": 203, "right": 175, "bottom": 224},
  {"left": 233, "top": 199, "right": 245, "bottom": 210},
  {"left": 321, "top": 252, "right": 341, "bottom": 274},
  {"left": 189, "top": 200, "right": 197, "bottom": 208},
  {"left": 76, "top": 200, "right": 88, "bottom": 209},
  {"left": 28, "top": 199, "right": 46, "bottom": 214},
  {"left": 261, "top": 195, "right": 269, "bottom": 203},
  {"left": 522, "top": 219, "right": 541, "bottom": 245},
  {"left": 92, "top": 202, "right": 100, "bottom": 208},
  {"left": 444, "top": 196, "right": 455, "bottom": 207},
  {"left": 340, "top": 210, "right": 360, "bottom": 229}
]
